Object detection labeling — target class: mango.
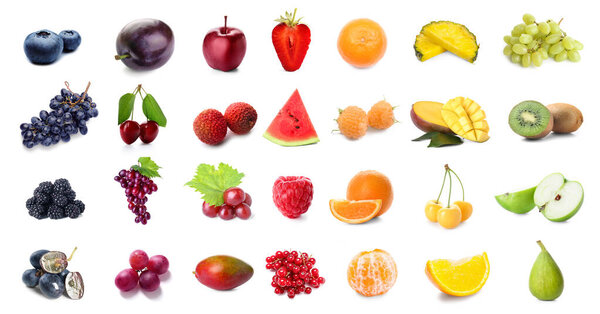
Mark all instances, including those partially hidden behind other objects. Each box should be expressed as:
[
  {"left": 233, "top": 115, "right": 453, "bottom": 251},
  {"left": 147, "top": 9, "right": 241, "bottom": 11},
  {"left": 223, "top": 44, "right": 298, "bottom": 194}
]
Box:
[
  {"left": 194, "top": 255, "right": 253, "bottom": 290},
  {"left": 441, "top": 97, "right": 490, "bottom": 142}
]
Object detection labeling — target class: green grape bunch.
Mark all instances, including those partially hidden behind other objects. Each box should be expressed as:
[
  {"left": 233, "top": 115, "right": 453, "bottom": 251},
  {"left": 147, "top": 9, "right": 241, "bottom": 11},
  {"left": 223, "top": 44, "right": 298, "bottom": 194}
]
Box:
[{"left": 503, "top": 13, "right": 583, "bottom": 67}]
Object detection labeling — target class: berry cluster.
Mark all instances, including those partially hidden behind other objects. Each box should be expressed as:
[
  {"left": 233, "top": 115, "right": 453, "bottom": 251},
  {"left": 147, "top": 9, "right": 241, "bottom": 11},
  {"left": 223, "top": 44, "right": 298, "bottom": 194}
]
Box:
[
  {"left": 266, "top": 250, "right": 325, "bottom": 299},
  {"left": 115, "top": 250, "right": 169, "bottom": 293},
  {"left": 22, "top": 248, "right": 84, "bottom": 299},
  {"left": 202, "top": 187, "right": 252, "bottom": 220},
  {"left": 114, "top": 169, "right": 158, "bottom": 224},
  {"left": 26, "top": 179, "right": 85, "bottom": 219},
  {"left": 20, "top": 82, "right": 98, "bottom": 148}
]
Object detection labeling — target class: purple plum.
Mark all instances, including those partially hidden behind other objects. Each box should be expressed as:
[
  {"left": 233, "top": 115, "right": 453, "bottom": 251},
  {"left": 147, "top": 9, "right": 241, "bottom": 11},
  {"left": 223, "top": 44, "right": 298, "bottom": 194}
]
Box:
[{"left": 115, "top": 19, "right": 174, "bottom": 71}]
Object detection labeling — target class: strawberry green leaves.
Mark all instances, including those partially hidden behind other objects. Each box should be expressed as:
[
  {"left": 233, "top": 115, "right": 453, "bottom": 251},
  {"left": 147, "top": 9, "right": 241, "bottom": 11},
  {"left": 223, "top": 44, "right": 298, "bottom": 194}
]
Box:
[
  {"left": 185, "top": 163, "right": 245, "bottom": 206},
  {"left": 131, "top": 157, "right": 162, "bottom": 178},
  {"left": 117, "top": 85, "right": 167, "bottom": 127}
]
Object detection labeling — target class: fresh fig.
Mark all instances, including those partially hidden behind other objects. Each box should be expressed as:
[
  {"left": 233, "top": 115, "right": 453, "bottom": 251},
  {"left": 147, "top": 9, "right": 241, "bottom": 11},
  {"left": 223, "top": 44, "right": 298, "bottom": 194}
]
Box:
[
  {"left": 194, "top": 255, "right": 253, "bottom": 290},
  {"left": 529, "top": 240, "right": 564, "bottom": 301}
]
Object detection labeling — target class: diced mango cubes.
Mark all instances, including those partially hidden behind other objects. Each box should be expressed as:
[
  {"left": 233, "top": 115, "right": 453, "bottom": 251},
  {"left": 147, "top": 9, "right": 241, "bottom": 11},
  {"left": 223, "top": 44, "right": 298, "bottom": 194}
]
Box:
[{"left": 441, "top": 97, "right": 490, "bottom": 142}]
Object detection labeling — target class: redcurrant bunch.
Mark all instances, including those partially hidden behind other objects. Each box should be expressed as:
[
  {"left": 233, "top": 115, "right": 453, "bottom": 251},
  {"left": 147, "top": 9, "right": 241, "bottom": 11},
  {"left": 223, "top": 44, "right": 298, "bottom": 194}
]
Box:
[{"left": 265, "top": 250, "right": 325, "bottom": 299}]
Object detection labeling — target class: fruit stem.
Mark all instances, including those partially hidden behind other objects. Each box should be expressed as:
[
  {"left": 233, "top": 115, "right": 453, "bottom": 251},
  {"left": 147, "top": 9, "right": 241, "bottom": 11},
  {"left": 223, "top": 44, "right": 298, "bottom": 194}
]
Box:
[
  {"left": 67, "top": 247, "right": 78, "bottom": 261},
  {"left": 291, "top": 8, "right": 297, "bottom": 24},
  {"left": 448, "top": 168, "right": 465, "bottom": 201},
  {"left": 115, "top": 54, "right": 130, "bottom": 60},
  {"left": 536, "top": 240, "right": 547, "bottom": 252},
  {"left": 436, "top": 169, "right": 448, "bottom": 203},
  {"left": 224, "top": 16, "right": 228, "bottom": 32},
  {"left": 447, "top": 168, "right": 453, "bottom": 208}
]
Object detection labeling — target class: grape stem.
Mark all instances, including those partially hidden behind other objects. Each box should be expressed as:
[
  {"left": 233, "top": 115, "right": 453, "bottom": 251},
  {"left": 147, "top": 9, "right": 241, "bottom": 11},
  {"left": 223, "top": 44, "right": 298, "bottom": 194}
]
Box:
[{"left": 67, "top": 247, "right": 78, "bottom": 261}]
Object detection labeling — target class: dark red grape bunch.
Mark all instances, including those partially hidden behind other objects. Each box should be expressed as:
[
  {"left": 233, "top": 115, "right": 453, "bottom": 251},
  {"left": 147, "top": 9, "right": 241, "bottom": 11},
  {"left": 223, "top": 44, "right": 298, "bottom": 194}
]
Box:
[
  {"left": 115, "top": 249, "right": 169, "bottom": 293},
  {"left": 26, "top": 178, "right": 85, "bottom": 219},
  {"left": 114, "top": 157, "right": 160, "bottom": 225},
  {"left": 266, "top": 250, "right": 325, "bottom": 299}
]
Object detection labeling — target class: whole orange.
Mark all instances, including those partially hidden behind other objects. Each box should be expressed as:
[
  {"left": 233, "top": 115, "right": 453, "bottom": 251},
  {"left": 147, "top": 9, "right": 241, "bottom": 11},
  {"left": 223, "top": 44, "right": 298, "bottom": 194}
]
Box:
[
  {"left": 337, "top": 18, "right": 387, "bottom": 68},
  {"left": 347, "top": 249, "right": 397, "bottom": 297},
  {"left": 347, "top": 170, "right": 393, "bottom": 216}
]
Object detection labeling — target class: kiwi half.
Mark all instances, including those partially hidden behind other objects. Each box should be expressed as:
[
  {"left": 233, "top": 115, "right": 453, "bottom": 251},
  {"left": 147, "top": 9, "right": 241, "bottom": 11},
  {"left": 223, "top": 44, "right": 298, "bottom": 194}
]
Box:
[{"left": 508, "top": 101, "right": 553, "bottom": 139}]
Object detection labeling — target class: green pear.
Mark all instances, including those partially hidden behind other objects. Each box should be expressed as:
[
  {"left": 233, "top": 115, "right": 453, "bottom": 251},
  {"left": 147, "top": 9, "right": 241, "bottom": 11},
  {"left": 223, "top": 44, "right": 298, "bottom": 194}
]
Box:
[
  {"left": 529, "top": 240, "right": 564, "bottom": 301},
  {"left": 495, "top": 186, "right": 537, "bottom": 214}
]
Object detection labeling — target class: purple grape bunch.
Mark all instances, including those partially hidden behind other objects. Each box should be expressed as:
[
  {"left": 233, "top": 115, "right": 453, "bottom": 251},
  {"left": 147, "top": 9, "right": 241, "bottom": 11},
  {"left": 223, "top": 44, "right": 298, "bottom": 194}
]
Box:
[{"left": 114, "top": 169, "right": 158, "bottom": 225}]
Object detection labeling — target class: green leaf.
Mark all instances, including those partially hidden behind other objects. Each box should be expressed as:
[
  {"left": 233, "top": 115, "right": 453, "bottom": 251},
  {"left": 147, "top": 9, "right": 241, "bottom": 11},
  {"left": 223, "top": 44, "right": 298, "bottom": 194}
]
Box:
[
  {"left": 413, "top": 132, "right": 463, "bottom": 148},
  {"left": 142, "top": 94, "right": 167, "bottom": 127},
  {"left": 185, "top": 163, "right": 244, "bottom": 206},
  {"left": 131, "top": 157, "right": 161, "bottom": 178},
  {"left": 118, "top": 93, "right": 135, "bottom": 125}
]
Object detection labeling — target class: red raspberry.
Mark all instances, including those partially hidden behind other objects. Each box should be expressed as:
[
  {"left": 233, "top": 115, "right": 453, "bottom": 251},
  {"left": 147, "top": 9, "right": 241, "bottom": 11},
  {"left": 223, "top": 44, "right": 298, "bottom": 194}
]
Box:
[{"left": 272, "top": 176, "right": 313, "bottom": 218}]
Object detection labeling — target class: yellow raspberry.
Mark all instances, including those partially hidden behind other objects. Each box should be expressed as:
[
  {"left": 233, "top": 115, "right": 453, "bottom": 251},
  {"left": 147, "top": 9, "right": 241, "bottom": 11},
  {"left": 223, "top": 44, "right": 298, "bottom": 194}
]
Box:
[
  {"left": 368, "top": 100, "right": 395, "bottom": 129},
  {"left": 337, "top": 106, "right": 368, "bottom": 139}
]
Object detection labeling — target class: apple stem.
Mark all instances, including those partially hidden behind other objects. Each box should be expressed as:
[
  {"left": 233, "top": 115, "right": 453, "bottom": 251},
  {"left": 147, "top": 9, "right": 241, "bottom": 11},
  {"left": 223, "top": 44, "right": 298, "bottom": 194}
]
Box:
[
  {"left": 436, "top": 169, "right": 448, "bottom": 203},
  {"left": 115, "top": 54, "right": 130, "bottom": 60},
  {"left": 536, "top": 240, "right": 547, "bottom": 252},
  {"left": 448, "top": 168, "right": 465, "bottom": 201},
  {"left": 224, "top": 16, "right": 228, "bottom": 32}
]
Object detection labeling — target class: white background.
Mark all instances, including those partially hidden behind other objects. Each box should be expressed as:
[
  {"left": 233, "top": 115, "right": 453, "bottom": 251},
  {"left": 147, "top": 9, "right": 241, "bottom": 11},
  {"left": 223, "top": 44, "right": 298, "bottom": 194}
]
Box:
[{"left": 0, "top": 0, "right": 596, "bottom": 312}]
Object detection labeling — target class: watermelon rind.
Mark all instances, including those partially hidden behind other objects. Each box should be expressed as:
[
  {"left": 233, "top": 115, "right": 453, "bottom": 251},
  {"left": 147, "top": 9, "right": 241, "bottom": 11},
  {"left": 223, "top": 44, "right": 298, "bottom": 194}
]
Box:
[{"left": 263, "top": 132, "right": 319, "bottom": 147}]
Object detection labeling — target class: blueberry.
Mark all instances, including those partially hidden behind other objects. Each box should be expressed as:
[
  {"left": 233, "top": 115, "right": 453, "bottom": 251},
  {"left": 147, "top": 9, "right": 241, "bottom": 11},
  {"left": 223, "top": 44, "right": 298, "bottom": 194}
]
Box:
[
  {"left": 23, "top": 30, "right": 64, "bottom": 64},
  {"left": 39, "top": 273, "right": 65, "bottom": 299},
  {"left": 29, "top": 250, "right": 49, "bottom": 269},
  {"left": 22, "top": 269, "right": 41, "bottom": 288},
  {"left": 59, "top": 30, "right": 81, "bottom": 52}
]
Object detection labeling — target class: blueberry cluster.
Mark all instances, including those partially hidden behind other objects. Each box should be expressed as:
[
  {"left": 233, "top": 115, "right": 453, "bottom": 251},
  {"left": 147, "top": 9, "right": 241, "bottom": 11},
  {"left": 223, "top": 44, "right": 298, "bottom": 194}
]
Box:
[
  {"left": 26, "top": 179, "right": 85, "bottom": 219},
  {"left": 20, "top": 82, "right": 98, "bottom": 148}
]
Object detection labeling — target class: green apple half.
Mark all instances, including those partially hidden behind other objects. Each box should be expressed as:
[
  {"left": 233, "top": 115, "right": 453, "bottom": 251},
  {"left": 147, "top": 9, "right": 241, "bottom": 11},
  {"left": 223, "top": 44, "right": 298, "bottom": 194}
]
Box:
[
  {"left": 495, "top": 187, "right": 537, "bottom": 214},
  {"left": 534, "top": 173, "right": 584, "bottom": 222}
]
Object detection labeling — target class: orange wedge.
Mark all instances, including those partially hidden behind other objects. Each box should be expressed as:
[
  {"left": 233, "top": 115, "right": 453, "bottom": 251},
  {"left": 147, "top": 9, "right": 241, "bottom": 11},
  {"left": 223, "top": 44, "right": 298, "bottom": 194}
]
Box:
[
  {"left": 329, "top": 199, "right": 382, "bottom": 224},
  {"left": 425, "top": 252, "right": 489, "bottom": 296}
]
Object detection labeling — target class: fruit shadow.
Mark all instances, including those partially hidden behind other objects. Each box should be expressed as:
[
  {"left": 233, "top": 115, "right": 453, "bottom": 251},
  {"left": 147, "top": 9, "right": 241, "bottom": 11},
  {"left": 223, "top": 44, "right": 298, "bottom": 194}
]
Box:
[
  {"left": 438, "top": 292, "right": 474, "bottom": 302},
  {"left": 523, "top": 133, "right": 575, "bottom": 142},
  {"left": 120, "top": 285, "right": 163, "bottom": 299}
]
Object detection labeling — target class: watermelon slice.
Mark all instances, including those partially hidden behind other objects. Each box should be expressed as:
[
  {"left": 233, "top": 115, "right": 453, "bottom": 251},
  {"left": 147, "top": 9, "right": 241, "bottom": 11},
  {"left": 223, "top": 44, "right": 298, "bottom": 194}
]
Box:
[{"left": 264, "top": 89, "right": 319, "bottom": 146}]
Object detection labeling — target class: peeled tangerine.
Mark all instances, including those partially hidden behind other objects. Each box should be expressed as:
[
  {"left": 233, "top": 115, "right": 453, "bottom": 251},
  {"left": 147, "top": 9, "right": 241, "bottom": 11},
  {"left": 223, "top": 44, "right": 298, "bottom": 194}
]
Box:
[
  {"left": 441, "top": 97, "right": 490, "bottom": 142},
  {"left": 347, "top": 249, "right": 397, "bottom": 297}
]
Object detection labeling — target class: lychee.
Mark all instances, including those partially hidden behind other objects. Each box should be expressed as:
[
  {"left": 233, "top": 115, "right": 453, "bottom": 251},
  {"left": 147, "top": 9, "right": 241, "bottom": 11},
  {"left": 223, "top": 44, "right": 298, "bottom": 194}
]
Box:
[
  {"left": 193, "top": 109, "right": 228, "bottom": 145},
  {"left": 224, "top": 102, "right": 257, "bottom": 135}
]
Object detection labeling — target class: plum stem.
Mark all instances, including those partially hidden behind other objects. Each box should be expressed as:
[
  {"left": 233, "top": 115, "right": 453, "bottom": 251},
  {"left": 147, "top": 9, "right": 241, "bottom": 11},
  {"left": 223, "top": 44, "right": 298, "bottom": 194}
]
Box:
[{"left": 115, "top": 54, "right": 130, "bottom": 60}]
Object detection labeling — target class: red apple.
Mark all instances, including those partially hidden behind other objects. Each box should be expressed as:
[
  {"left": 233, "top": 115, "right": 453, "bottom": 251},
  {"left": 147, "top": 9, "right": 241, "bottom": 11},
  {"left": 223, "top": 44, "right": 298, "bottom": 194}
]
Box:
[
  {"left": 203, "top": 16, "right": 246, "bottom": 71},
  {"left": 120, "top": 120, "right": 141, "bottom": 144},
  {"left": 140, "top": 121, "right": 159, "bottom": 144}
]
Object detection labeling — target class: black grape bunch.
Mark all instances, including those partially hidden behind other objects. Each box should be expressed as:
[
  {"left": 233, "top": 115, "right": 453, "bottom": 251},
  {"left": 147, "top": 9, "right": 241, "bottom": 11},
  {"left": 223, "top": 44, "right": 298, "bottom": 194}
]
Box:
[{"left": 20, "top": 81, "right": 98, "bottom": 148}]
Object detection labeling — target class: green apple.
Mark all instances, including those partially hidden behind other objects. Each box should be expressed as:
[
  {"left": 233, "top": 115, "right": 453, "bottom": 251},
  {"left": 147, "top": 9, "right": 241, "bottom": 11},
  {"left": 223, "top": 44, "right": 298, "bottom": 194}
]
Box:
[
  {"left": 534, "top": 173, "right": 584, "bottom": 222},
  {"left": 495, "top": 186, "right": 537, "bottom": 214}
]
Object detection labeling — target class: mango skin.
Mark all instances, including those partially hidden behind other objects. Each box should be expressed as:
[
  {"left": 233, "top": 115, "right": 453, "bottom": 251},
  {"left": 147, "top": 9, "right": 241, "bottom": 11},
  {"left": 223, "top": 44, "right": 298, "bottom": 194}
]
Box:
[{"left": 195, "top": 255, "right": 253, "bottom": 290}]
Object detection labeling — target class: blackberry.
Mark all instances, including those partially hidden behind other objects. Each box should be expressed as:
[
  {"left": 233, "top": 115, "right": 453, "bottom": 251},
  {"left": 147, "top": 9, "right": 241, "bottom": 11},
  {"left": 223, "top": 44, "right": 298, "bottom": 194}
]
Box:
[
  {"left": 35, "top": 181, "right": 54, "bottom": 195},
  {"left": 53, "top": 178, "right": 71, "bottom": 193},
  {"left": 34, "top": 192, "right": 50, "bottom": 205},
  {"left": 26, "top": 197, "right": 35, "bottom": 210},
  {"left": 64, "top": 189, "right": 76, "bottom": 202},
  {"left": 72, "top": 199, "right": 85, "bottom": 213},
  {"left": 51, "top": 191, "right": 68, "bottom": 207},
  {"left": 48, "top": 205, "right": 65, "bottom": 219},
  {"left": 64, "top": 203, "right": 81, "bottom": 218},
  {"left": 29, "top": 204, "right": 48, "bottom": 219}
]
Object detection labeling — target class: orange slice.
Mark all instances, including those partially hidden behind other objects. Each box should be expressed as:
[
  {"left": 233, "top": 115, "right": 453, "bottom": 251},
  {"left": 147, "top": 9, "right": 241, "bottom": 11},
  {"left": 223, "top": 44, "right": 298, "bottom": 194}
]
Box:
[
  {"left": 329, "top": 199, "right": 382, "bottom": 224},
  {"left": 425, "top": 252, "right": 489, "bottom": 296}
]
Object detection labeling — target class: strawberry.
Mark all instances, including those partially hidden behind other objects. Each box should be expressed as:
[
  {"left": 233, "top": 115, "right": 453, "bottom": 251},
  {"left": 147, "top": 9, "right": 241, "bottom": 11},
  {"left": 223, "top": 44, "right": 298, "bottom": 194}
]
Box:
[{"left": 272, "top": 9, "right": 311, "bottom": 72}]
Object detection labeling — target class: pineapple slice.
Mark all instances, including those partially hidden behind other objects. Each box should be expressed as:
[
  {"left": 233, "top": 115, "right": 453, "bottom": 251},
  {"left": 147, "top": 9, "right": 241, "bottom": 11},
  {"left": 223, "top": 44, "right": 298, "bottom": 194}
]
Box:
[
  {"left": 421, "top": 21, "right": 479, "bottom": 63},
  {"left": 441, "top": 97, "right": 490, "bottom": 142},
  {"left": 414, "top": 33, "right": 446, "bottom": 61}
]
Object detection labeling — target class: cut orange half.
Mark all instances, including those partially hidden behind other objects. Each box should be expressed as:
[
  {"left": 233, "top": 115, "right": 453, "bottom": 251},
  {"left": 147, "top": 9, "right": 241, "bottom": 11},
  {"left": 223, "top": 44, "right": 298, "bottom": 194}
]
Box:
[
  {"left": 425, "top": 252, "right": 489, "bottom": 296},
  {"left": 329, "top": 199, "right": 382, "bottom": 224}
]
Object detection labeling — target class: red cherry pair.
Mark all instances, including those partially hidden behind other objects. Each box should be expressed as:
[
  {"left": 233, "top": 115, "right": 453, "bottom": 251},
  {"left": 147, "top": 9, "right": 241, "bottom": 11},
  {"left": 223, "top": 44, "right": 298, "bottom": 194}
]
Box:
[{"left": 120, "top": 120, "right": 159, "bottom": 144}]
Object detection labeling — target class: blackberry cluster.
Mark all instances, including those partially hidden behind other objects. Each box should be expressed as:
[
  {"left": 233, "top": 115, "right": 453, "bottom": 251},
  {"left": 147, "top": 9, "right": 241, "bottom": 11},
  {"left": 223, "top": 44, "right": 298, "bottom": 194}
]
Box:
[
  {"left": 20, "top": 82, "right": 98, "bottom": 148},
  {"left": 26, "top": 179, "right": 85, "bottom": 219}
]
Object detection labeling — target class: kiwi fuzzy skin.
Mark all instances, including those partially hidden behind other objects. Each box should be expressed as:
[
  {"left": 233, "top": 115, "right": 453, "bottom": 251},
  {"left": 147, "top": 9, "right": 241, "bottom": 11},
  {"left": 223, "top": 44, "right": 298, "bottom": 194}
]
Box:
[{"left": 547, "top": 103, "right": 583, "bottom": 134}]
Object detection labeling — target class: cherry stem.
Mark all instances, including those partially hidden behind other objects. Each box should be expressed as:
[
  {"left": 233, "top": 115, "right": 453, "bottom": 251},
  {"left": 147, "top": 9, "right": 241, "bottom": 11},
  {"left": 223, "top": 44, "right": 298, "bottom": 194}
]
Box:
[
  {"left": 447, "top": 169, "right": 452, "bottom": 208},
  {"left": 436, "top": 169, "right": 448, "bottom": 203},
  {"left": 67, "top": 247, "right": 78, "bottom": 261},
  {"left": 115, "top": 54, "right": 130, "bottom": 60},
  {"left": 448, "top": 169, "right": 465, "bottom": 201}
]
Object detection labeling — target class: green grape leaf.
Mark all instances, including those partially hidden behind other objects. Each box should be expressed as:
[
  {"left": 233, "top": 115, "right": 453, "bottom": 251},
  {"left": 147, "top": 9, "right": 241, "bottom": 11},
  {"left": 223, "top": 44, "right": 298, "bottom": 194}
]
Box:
[
  {"left": 185, "top": 163, "right": 244, "bottom": 206},
  {"left": 118, "top": 93, "right": 135, "bottom": 125},
  {"left": 131, "top": 157, "right": 161, "bottom": 178},
  {"left": 412, "top": 132, "right": 463, "bottom": 148},
  {"left": 142, "top": 94, "right": 167, "bottom": 127}
]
